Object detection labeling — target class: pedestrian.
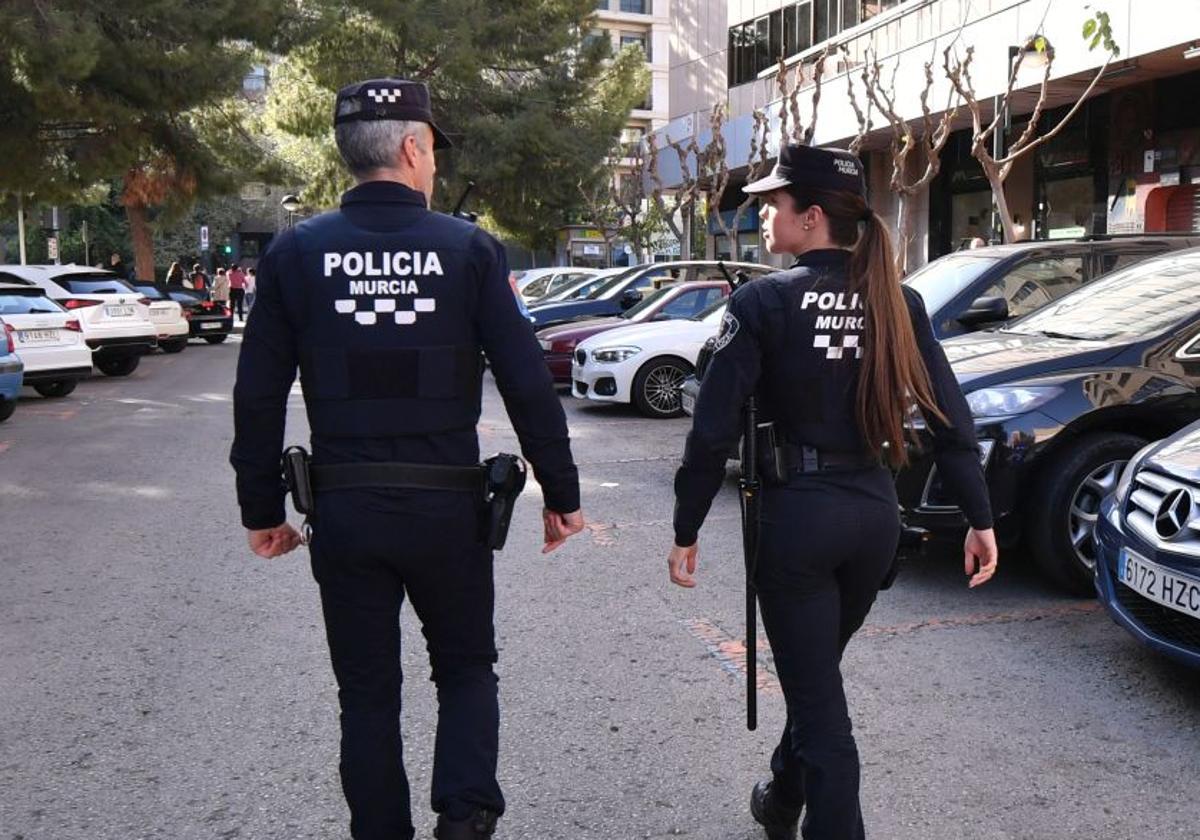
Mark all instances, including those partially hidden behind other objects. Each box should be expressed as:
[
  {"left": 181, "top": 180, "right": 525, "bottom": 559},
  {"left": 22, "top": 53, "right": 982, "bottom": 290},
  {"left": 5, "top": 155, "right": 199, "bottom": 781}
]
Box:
[
  {"left": 668, "top": 143, "right": 998, "bottom": 840},
  {"left": 229, "top": 77, "right": 585, "bottom": 840},
  {"left": 189, "top": 263, "right": 209, "bottom": 293},
  {"left": 109, "top": 251, "right": 129, "bottom": 279},
  {"left": 228, "top": 262, "right": 247, "bottom": 320},
  {"left": 244, "top": 267, "right": 256, "bottom": 310},
  {"left": 165, "top": 262, "right": 185, "bottom": 286},
  {"left": 211, "top": 267, "right": 230, "bottom": 307}
]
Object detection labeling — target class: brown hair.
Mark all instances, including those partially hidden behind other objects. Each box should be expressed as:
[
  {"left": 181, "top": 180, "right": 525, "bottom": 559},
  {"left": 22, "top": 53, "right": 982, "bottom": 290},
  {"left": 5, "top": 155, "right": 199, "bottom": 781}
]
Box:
[{"left": 782, "top": 184, "right": 946, "bottom": 467}]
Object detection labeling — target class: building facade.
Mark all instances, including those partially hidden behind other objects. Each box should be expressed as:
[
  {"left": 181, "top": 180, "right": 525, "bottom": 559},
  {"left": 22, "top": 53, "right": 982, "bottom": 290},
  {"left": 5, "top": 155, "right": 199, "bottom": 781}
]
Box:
[{"left": 658, "top": 0, "right": 1200, "bottom": 269}]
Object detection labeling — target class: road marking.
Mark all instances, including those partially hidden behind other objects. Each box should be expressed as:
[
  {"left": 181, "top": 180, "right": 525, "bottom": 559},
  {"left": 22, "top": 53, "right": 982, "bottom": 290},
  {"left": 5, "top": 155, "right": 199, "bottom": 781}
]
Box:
[
  {"left": 683, "top": 603, "right": 1103, "bottom": 692},
  {"left": 0, "top": 441, "right": 9, "bottom": 455},
  {"left": 19, "top": 405, "right": 78, "bottom": 420}
]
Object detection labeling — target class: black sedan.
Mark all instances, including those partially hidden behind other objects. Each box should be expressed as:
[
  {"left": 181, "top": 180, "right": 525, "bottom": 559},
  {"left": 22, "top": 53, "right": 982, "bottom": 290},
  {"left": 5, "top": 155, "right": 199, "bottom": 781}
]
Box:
[
  {"left": 1095, "top": 419, "right": 1200, "bottom": 668},
  {"left": 167, "top": 288, "right": 234, "bottom": 343},
  {"left": 897, "top": 248, "right": 1200, "bottom": 594},
  {"left": 902, "top": 234, "right": 1199, "bottom": 339}
]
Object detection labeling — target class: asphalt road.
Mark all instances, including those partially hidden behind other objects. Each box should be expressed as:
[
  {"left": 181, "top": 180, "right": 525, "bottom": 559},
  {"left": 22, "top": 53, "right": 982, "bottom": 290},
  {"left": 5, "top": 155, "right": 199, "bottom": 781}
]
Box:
[{"left": 2, "top": 335, "right": 1198, "bottom": 840}]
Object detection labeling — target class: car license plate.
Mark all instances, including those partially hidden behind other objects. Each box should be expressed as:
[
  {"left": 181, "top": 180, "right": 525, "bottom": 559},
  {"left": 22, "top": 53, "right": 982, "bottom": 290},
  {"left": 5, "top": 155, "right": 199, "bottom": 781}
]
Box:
[
  {"left": 681, "top": 390, "right": 695, "bottom": 414},
  {"left": 105, "top": 305, "right": 134, "bottom": 317},
  {"left": 1118, "top": 548, "right": 1200, "bottom": 619},
  {"left": 18, "top": 329, "right": 59, "bottom": 344},
  {"left": 201, "top": 322, "right": 222, "bottom": 330}
]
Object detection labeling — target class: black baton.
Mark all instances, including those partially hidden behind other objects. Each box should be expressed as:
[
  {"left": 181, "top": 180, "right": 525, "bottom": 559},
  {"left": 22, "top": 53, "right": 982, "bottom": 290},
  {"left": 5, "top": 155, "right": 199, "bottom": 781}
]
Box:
[{"left": 740, "top": 396, "right": 761, "bottom": 732}]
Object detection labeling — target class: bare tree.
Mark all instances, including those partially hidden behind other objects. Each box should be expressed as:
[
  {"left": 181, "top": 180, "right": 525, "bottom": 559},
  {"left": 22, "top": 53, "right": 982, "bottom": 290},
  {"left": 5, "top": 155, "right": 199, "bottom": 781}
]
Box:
[
  {"left": 860, "top": 44, "right": 958, "bottom": 271},
  {"left": 778, "top": 42, "right": 838, "bottom": 147},
  {"left": 943, "top": 12, "right": 1119, "bottom": 241},
  {"left": 701, "top": 104, "right": 771, "bottom": 262},
  {"left": 647, "top": 131, "right": 703, "bottom": 260}
]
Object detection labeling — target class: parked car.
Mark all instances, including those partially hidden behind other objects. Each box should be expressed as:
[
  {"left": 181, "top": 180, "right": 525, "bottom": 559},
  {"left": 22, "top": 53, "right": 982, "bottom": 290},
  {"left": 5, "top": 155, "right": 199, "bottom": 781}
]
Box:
[
  {"left": 0, "top": 265, "right": 156, "bottom": 376},
  {"left": 131, "top": 283, "right": 190, "bottom": 353},
  {"left": 529, "top": 261, "right": 772, "bottom": 329},
  {"left": 0, "top": 283, "right": 91, "bottom": 397},
  {"left": 571, "top": 296, "right": 730, "bottom": 418},
  {"left": 530, "top": 266, "right": 631, "bottom": 305},
  {"left": 537, "top": 281, "right": 730, "bottom": 384},
  {"left": 1095, "top": 419, "right": 1200, "bottom": 668},
  {"left": 166, "top": 288, "right": 234, "bottom": 343},
  {"left": 514, "top": 267, "right": 600, "bottom": 303},
  {"left": 896, "top": 248, "right": 1200, "bottom": 594},
  {"left": 903, "top": 234, "right": 1200, "bottom": 339},
  {"left": 0, "top": 318, "right": 23, "bottom": 422}
]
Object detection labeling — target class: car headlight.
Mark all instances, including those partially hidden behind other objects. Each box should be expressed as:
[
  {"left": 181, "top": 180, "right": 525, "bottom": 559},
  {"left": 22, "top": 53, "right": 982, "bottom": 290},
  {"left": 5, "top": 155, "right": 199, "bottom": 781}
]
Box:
[
  {"left": 591, "top": 346, "right": 641, "bottom": 363},
  {"left": 1113, "top": 442, "right": 1157, "bottom": 508},
  {"left": 965, "top": 386, "right": 1062, "bottom": 418}
]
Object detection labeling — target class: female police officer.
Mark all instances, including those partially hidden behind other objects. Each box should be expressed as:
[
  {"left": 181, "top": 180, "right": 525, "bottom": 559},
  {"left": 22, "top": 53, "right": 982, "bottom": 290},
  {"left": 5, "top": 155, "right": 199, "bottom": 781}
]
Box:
[{"left": 667, "top": 143, "right": 998, "bottom": 840}]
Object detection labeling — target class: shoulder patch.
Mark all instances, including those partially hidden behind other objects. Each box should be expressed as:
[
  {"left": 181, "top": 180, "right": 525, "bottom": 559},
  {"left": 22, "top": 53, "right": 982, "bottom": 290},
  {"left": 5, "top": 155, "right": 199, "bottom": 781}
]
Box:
[{"left": 713, "top": 310, "right": 740, "bottom": 353}]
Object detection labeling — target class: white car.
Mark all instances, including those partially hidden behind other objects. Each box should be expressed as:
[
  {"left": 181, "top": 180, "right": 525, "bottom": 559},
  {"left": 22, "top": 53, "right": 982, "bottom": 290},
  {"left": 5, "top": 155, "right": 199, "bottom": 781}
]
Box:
[
  {"left": 515, "top": 267, "right": 601, "bottom": 303},
  {"left": 130, "top": 282, "right": 189, "bottom": 353},
  {"left": 0, "top": 283, "right": 92, "bottom": 397},
  {"left": 572, "top": 298, "right": 727, "bottom": 418},
  {"left": 0, "top": 265, "right": 157, "bottom": 376}
]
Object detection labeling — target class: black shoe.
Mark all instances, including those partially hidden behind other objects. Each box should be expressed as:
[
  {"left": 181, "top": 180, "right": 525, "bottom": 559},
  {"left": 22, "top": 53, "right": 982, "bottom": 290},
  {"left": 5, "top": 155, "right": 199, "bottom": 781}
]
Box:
[
  {"left": 434, "top": 809, "right": 499, "bottom": 839},
  {"left": 750, "top": 780, "right": 801, "bottom": 840}
]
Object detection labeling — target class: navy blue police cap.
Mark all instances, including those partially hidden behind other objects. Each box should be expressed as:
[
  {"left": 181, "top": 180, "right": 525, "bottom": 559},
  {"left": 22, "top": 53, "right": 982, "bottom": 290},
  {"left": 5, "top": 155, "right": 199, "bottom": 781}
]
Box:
[
  {"left": 334, "top": 78, "right": 452, "bottom": 150},
  {"left": 743, "top": 144, "right": 865, "bottom": 198}
]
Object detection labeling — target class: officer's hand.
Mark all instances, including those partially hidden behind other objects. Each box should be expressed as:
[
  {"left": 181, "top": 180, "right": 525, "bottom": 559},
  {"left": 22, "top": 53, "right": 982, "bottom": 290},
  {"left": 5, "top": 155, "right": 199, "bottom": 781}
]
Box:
[
  {"left": 964, "top": 527, "right": 998, "bottom": 588},
  {"left": 668, "top": 542, "right": 699, "bottom": 588},
  {"left": 247, "top": 524, "right": 303, "bottom": 559},
  {"left": 542, "top": 508, "right": 585, "bottom": 554}
]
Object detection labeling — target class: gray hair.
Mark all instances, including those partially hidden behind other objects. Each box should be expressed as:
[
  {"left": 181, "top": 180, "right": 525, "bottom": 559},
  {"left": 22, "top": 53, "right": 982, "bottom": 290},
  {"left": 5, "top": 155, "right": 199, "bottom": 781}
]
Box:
[{"left": 334, "top": 120, "right": 428, "bottom": 176}]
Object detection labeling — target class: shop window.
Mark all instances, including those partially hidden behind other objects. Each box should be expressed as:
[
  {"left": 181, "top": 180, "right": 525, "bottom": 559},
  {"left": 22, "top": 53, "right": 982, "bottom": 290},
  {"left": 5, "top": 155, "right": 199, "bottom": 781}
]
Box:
[{"left": 1043, "top": 175, "right": 1096, "bottom": 239}]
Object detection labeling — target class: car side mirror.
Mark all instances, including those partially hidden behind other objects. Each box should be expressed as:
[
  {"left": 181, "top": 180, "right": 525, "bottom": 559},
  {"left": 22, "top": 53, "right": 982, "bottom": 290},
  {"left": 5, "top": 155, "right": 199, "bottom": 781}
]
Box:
[
  {"left": 619, "top": 289, "right": 643, "bottom": 310},
  {"left": 958, "top": 295, "right": 1009, "bottom": 327}
]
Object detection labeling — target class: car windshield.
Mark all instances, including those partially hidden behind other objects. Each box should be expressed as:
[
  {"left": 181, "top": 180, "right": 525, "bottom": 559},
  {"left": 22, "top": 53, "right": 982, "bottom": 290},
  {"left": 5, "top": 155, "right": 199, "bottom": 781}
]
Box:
[
  {"left": 169, "top": 290, "right": 205, "bottom": 303},
  {"left": 579, "top": 270, "right": 638, "bottom": 300},
  {"left": 620, "top": 286, "right": 674, "bottom": 320},
  {"left": 135, "top": 285, "right": 167, "bottom": 300},
  {"left": 1006, "top": 252, "right": 1200, "bottom": 341},
  {"left": 0, "top": 293, "right": 63, "bottom": 315},
  {"left": 902, "top": 254, "right": 1001, "bottom": 313},
  {"left": 698, "top": 299, "right": 728, "bottom": 323},
  {"left": 56, "top": 274, "right": 137, "bottom": 295}
]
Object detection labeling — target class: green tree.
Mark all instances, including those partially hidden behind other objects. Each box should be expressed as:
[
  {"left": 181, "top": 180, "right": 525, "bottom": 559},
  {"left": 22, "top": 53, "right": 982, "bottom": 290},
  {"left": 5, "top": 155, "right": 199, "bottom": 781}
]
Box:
[
  {"left": 0, "top": 0, "right": 298, "bottom": 277},
  {"left": 266, "top": 1, "right": 648, "bottom": 251}
]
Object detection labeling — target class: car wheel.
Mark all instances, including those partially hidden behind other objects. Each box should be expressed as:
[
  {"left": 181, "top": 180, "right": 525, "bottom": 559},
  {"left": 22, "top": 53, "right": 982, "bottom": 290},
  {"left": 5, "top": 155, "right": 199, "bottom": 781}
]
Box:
[
  {"left": 204, "top": 334, "right": 228, "bottom": 344},
  {"left": 33, "top": 380, "right": 77, "bottom": 398},
  {"left": 1028, "top": 432, "right": 1146, "bottom": 596},
  {"left": 632, "top": 356, "right": 693, "bottom": 419},
  {"left": 161, "top": 338, "right": 188, "bottom": 354},
  {"left": 96, "top": 356, "right": 140, "bottom": 377},
  {"left": 0, "top": 398, "right": 13, "bottom": 423}
]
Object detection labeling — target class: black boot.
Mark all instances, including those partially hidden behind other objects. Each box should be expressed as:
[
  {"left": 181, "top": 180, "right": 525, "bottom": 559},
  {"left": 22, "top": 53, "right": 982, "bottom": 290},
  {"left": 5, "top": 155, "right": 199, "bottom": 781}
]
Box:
[
  {"left": 750, "top": 780, "right": 801, "bottom": 840},
  {"left": 434, "top": 809, "right": 498, "bottom": 840}
]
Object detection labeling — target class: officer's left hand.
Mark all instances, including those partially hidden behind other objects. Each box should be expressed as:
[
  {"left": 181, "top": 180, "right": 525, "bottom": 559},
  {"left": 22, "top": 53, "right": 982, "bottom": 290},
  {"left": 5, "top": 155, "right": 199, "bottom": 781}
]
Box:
[
  {"left": 247, "top": 524, "right": 303, "bottom": 558},
  {"left": 668, "top": 542, "right": 699, "bottom": 588}
]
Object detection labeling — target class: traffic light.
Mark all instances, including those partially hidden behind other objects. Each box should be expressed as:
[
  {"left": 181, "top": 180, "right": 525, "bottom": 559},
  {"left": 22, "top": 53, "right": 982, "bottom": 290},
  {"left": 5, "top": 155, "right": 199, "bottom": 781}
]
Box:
[{"left": 221, "top": 242, "right": 233, "bottom": 255}]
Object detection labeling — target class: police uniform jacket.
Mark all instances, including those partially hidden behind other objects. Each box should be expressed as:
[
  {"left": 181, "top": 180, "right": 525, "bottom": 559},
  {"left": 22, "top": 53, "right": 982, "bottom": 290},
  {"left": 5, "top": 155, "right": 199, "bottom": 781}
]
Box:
[
  {"left": 230, "top": 181, "right": 579, "bottom": 529},
  {"left": 673, "top": 248, "right": 992, "bottom": 546}
]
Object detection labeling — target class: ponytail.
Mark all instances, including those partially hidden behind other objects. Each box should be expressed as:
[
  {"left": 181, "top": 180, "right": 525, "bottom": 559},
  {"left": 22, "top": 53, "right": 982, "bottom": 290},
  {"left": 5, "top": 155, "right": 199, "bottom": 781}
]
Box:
[
  {"left": 782, "top": 185, "right": 945, "bottom": 467},
  {"left": 849, "top": 209, "right": 945, "bottom": 468}
]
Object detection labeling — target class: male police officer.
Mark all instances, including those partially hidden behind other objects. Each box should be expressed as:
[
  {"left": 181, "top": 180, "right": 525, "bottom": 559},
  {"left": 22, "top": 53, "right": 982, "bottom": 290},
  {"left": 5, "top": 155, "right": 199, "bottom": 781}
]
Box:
[{"left": 230, "top": 78, "right": 585, "bottom": 840}]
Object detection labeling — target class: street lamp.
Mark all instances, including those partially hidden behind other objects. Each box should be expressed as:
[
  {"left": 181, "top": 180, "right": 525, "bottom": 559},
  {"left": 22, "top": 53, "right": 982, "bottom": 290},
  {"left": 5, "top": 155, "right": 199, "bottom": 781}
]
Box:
[{"left": 281, "top": 193, "right": 302, "bottom": 228}]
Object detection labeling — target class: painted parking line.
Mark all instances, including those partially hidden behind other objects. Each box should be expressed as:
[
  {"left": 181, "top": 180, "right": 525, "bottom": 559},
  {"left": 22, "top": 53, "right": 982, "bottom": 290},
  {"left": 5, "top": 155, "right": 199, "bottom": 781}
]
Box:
[
  {"left": 17, "top": 405, "right": 78, "bottom": 421},
  {"left": 683, "top": 603, "right": 1103, "bottom": 692}
]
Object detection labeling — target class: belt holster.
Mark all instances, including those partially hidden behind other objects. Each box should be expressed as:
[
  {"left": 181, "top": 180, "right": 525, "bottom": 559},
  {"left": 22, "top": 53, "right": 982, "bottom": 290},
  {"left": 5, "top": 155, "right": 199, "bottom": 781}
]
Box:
[
  {"left": 282, "top": 446, "right": 315, "bottom": 516},
  {"left": 481, "top": 454, "right": 527, "bottom": 551}
]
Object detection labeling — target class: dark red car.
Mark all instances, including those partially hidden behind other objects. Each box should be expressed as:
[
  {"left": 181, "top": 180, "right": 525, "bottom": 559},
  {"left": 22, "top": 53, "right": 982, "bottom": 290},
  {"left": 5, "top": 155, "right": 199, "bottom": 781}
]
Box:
[{"left": 536, "top": 281, "right": 730, "bottom": 384}]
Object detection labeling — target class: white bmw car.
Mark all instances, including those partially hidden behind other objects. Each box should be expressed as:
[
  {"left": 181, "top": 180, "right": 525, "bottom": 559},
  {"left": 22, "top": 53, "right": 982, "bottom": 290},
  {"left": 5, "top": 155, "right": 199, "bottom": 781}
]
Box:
[{"left": 571, "top": 298, "right": 726, "bottom": 418}]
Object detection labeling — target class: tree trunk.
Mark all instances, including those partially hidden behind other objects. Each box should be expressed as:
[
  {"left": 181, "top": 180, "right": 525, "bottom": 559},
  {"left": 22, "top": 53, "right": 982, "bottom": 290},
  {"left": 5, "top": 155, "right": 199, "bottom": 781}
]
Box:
[
  {"left": 681, "top": 206, "right": 693, "bottom": 261},
  {"left": 984, "top": 163, "right": 1016, "bottom": 244},
  {"left": 894, "top": 192, "right": 911, "bottom": 275},
  {"left": 126, "top": 202, "right": 155, "bottom": 281}
]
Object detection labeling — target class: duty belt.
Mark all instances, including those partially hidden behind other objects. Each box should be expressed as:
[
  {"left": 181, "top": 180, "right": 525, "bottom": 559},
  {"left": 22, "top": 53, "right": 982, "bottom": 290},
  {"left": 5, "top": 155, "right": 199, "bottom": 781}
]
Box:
[
  {"left": 784, "top": 444, "right": 879, "bottom": 473},
  {"left": 309, "top": 461, "right": 485, "bottom": 493}
]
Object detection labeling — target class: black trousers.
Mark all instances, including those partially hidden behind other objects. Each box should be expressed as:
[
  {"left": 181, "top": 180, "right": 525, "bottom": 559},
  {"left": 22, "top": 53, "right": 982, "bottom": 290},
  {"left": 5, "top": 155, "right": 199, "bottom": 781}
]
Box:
[
  {"left": 309, "top": 489, "right": 504, "bottom": 840},
  {"left": 755, "top": 466, "right": 900, "bottom": 840},
  {"left": 229, "top": 287, "right": 246, "bottom": 318}
]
